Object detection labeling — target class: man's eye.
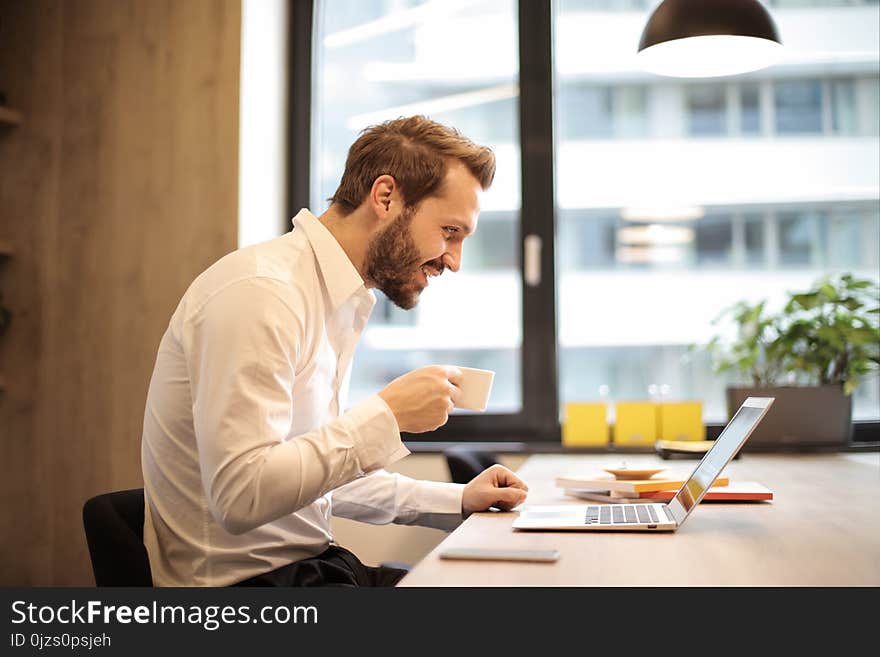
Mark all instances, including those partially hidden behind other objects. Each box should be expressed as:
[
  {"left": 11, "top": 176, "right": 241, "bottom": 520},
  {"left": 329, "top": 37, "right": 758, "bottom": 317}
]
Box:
[{"left": 444, "top": 226, "right": 459, "bottom": 236}]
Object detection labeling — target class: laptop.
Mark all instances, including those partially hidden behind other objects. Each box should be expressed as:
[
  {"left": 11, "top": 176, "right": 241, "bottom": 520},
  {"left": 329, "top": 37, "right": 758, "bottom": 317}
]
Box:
[{"left": 512, "top": 397, "right": 775, "bottom": 532}]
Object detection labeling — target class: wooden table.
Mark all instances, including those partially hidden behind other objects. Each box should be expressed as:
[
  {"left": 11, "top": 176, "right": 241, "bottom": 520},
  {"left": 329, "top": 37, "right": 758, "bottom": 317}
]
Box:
[{"left": 398, "top": 452, "right": 880, "bottom": 586}]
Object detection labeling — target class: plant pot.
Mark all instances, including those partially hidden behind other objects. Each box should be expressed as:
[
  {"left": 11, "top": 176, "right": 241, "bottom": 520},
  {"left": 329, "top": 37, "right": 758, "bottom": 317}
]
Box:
[{"left": 726, "top": 385, "right": 853, "bottom": 450}]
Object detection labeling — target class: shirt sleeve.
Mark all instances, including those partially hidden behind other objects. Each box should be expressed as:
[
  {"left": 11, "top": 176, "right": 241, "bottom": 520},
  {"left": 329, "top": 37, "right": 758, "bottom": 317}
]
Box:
[
  {"left": 330, "top": 471, "right": 465, "bottom": 532},
  {"left": 181, "top": 278, "right": 410, "bottom": 535}
]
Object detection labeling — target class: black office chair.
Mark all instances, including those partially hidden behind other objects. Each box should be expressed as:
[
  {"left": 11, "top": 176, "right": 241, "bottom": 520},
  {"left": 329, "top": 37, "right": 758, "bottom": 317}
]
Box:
[
  {"left": 443, "top": 446, "right": 499, "bottom": 484},
  {"left": 83, "top": 488, "right": 407, "bottom": 583},
  {"left": 82, "top": 488, "right": 153, "bottom": 586}
]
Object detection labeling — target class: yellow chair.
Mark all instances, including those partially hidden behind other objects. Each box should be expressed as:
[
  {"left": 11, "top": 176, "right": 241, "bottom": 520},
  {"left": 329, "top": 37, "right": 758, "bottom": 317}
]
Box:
[
  {"left": 658, "top": 401, "right": 705, "bottom": 442},
  {"left": 613, "top": 401, "right": 658, "bottom": 447},
  {"left": 562, "top": 402, "right": 609, "bottom": 447}
]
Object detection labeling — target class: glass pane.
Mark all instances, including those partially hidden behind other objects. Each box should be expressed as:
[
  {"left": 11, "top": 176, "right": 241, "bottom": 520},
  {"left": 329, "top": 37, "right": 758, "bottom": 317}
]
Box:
[
  {"left": 614, "top": 86, "right": 649, "bottom": 138},
  {"left": 557, "top": 210, "right": 617, "bottom": 270},
  {"left": 740, "top": 83, "right": 761, "bottom": 135},
  {"left": 743, "top": 214, "right": 766, "bottom": 265},
  {"left": 778, "top": 210, "right": 818, "bottom": 266},
  {"left": 695, "top": 214, "right": 734, "bottom": 265},
  {"left": 313, "top": 0, "right": 522, "bottom": 414},
  {"left": 687, "top": 84, "right": 727, "bottom": 136},
  {"left": 774, "top": 79, "right": 823, "bottom": 134},
  {"left": 554, "top": 0, "right": 880, "bottom": 421},
  {"left": 557, "top": 84, "right": 648, "bottom": 140},
  {"left": 827, "top": 207, "right": 866, "bottom": 267},
  {"left": 557, "top": 85, "right": 613, "bottom": 139},
  {"left": 770, "top": 1, "right": 879, "bottom": 7},
  {"left": 864, "top": 76, "right": 880, "bottom": 136},
  {"left": 831, "top": 78, "right": 858, "bottom": 135}
]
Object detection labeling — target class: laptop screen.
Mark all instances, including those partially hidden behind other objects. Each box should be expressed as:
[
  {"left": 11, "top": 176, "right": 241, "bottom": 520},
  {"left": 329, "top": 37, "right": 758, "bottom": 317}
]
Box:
[{"left": 666, "top": 398, "right": 774, "bottom": 525}]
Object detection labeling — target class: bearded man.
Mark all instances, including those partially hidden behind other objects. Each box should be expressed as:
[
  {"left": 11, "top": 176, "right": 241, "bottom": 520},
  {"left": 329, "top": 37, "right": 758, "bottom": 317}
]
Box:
[{"left": 140, "top": 116, "right": 528, "bottom": 587}]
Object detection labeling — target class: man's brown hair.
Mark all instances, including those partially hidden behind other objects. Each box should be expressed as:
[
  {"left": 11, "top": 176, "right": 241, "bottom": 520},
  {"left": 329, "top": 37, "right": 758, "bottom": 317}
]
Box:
[{"left": 329, "top": 115, "right": 496, "bottom": 215}]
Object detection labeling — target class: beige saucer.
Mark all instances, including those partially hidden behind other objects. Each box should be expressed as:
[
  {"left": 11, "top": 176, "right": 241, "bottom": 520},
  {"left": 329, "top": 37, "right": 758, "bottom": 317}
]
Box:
[{"left": 602, "top": 467, "right": 666, "bottom": 480}]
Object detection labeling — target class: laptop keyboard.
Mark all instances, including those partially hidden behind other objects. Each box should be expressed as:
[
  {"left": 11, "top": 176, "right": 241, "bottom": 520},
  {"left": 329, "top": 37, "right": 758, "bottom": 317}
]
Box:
[{"left": 585, "top": 504, "right": 659, "bottom": 525}]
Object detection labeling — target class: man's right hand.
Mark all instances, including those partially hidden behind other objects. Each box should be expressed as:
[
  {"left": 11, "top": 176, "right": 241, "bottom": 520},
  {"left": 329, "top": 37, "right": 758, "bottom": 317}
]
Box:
[{"left": 378, "top": 365, "right": 462, "bottom": 433}]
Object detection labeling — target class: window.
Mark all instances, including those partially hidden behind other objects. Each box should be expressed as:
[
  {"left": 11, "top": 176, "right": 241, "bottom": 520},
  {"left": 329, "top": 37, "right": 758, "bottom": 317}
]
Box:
[
  {"left": 558, "top": 85, "right": 614, "bottom": 139},
  {"left": 742, "top": 214, "right": 766, "bottom": 265},
  {"left": 826, "top": 205, "right": 878, "bottom": 268},
  {"left": 296, "top": 0, "right": 880, "bottom": 433},
  {"left": 777, "top": 210, "right": 819, "bottom": 266},
  {"left": 830, "top": 79, "right": 858, "bottom": 135},
  {"left": 739, "top": 83, "right": 762, "bottom": 135},
  {"left": 312, "top": 0, "right": 523, "bottom": 420},
  {"left": 687, "top": 84, "right": 727, "bottom": 136},
  {"left": 614, "top": 86, "right": 649, "bottom": 138},
  {"left": 557, "top": 85, "right": 647, "bottom": 140},
  {"left": 769, "top": 0, "right": 879, "bottom": 6},
  {"left": 675, "top": 76, "right": 873, "bottom": 139},
  {"left": 305, "top": 0, "right": 558, "bottom": 440},
  {"left": 775, "top": 79, "right": 823, "bottom": 134},
  {"left": 553, "top": 0, "right": 880, "bottom": 422},
  {"left": 695, "top": 214, "right": 734, "bottom": 266},
  {"left": 557, "top": 210, "right": 617, "bottom": 270}
]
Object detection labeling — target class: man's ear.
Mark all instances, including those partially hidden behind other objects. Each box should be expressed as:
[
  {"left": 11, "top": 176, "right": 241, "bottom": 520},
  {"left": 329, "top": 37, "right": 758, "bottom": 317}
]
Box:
[{"left": 369, "top": 174, "right": 397, "bottom": 222}]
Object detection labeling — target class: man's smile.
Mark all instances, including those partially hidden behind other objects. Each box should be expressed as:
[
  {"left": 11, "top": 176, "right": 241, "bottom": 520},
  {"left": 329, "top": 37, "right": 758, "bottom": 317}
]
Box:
[{"left": 419, "top": 261, "right": 444, "bottom": 284}]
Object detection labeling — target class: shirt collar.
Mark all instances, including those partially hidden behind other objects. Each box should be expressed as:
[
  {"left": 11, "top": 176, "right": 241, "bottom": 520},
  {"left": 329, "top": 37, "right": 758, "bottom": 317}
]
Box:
[{"left": 291, "top": 208, "right": 368, "bottom": 310}]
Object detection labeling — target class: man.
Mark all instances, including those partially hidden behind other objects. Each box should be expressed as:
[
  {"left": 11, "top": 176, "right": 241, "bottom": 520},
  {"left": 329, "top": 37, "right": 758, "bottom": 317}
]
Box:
[{"left": 141, "top": 115, "right": 529, "bottom": 587}]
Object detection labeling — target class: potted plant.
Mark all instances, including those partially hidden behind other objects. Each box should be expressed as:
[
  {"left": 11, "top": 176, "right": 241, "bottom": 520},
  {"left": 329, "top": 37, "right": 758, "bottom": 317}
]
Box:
[{"left": 705, "top": 273, "right": 880, "bottom": 450}]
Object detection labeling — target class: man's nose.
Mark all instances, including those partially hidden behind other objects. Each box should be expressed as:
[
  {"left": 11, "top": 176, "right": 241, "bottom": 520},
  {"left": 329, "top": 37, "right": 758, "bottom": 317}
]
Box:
[{"left": 442, "top": 243, "right": 462, "bottom": 273}]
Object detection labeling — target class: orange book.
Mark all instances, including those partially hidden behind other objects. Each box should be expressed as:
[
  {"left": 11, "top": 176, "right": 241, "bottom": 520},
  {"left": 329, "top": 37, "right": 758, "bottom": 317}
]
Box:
[
  {"left": 638, "top": 481, "right": 772, "bottom": 501},
  {"left": 564, "top": 481, "right": 772, "bottom": 503}
]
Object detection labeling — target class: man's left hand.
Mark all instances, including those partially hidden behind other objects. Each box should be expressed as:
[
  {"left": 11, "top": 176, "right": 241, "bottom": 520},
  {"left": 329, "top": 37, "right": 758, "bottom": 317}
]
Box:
[{"left": 461, "top": 464, "right": 529, "bottom": 517}]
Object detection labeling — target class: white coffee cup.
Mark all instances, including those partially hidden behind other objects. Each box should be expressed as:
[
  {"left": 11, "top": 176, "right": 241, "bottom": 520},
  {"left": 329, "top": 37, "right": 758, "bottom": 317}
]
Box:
[{"left": 454, "top": 367, "right": 495, "bottom": 412}]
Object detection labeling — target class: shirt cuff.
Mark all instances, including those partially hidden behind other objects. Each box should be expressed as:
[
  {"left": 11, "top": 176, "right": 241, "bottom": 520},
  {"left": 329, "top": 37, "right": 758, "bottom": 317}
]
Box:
[
  {"left": 411, "top": 480, "right": 465, "bottom": 515},
  {"left": 406, "top": 480, "right": 466, "bottom": 531},
  {"left": 342, "top": 394, "right": 410, "bottom": 473}
]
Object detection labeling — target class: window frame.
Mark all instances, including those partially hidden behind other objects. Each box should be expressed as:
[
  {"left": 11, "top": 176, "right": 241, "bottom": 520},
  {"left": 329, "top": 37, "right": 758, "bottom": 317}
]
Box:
[
  {"left": 289, "top": 0, "right": 880, "bottom": 447},
  {"left": 288, "top": 0, "right": 561, "bottom": 443}
]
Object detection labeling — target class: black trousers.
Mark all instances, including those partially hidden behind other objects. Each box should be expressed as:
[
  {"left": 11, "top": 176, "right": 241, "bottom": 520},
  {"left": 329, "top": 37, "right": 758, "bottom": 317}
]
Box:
[{"left": 231, "top": 545, "right": 408, "bottom": 587}]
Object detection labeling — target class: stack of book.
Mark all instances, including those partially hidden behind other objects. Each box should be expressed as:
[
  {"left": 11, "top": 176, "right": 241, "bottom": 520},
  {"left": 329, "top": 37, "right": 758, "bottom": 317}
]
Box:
[{"left": 555, "top": 472, "right": 773, "bottom": 504}]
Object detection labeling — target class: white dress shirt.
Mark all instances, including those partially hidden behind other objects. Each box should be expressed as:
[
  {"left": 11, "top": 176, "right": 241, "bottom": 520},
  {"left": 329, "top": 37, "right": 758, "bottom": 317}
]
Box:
[{"left": 141, "top": 209, "right": 464, "bottom": 587}]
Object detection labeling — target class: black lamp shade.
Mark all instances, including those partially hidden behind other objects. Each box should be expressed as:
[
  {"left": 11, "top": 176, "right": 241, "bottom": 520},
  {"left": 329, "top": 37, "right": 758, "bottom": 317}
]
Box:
[
  {"left": 637, "top": 0, "right": 783, "bottom": 78},
  {"left": 639, "top": 0, "right": 781, "bottom": 51}
]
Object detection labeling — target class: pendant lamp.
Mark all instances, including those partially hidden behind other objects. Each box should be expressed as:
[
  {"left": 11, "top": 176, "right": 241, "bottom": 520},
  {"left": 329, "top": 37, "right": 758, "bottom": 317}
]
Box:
[{"left": 637, "top": 0, "right": 783, "bottom": 78}]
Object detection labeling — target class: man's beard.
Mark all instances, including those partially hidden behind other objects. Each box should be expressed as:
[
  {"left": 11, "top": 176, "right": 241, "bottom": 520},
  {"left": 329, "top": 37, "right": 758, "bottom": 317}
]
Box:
[{"left": 365, "top": 206, "right": 437, "bottom": 310}]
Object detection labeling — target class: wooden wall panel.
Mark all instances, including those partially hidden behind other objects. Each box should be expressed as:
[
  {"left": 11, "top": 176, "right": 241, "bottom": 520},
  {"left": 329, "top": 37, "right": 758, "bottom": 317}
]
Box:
[{"left": 0, "top": 0, "right": 240, "bottom": 585}]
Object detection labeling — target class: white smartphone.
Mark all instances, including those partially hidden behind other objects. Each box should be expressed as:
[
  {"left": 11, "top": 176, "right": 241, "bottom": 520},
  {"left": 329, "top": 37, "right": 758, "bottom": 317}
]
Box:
[{"left": 439, "top": 547, "right": 560, "bottom": 563}]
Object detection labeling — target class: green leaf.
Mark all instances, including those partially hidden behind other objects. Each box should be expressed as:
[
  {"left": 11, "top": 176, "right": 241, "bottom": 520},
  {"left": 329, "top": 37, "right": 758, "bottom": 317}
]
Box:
[
  {"left": 841, "top": 297, "right": 863, "bottom": 311},
  {"left": 847, "top": 327, "right": 880, "bottom": 344},
  {"left": 819, "top": 282, "right": 838, "bottom": 301}
]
